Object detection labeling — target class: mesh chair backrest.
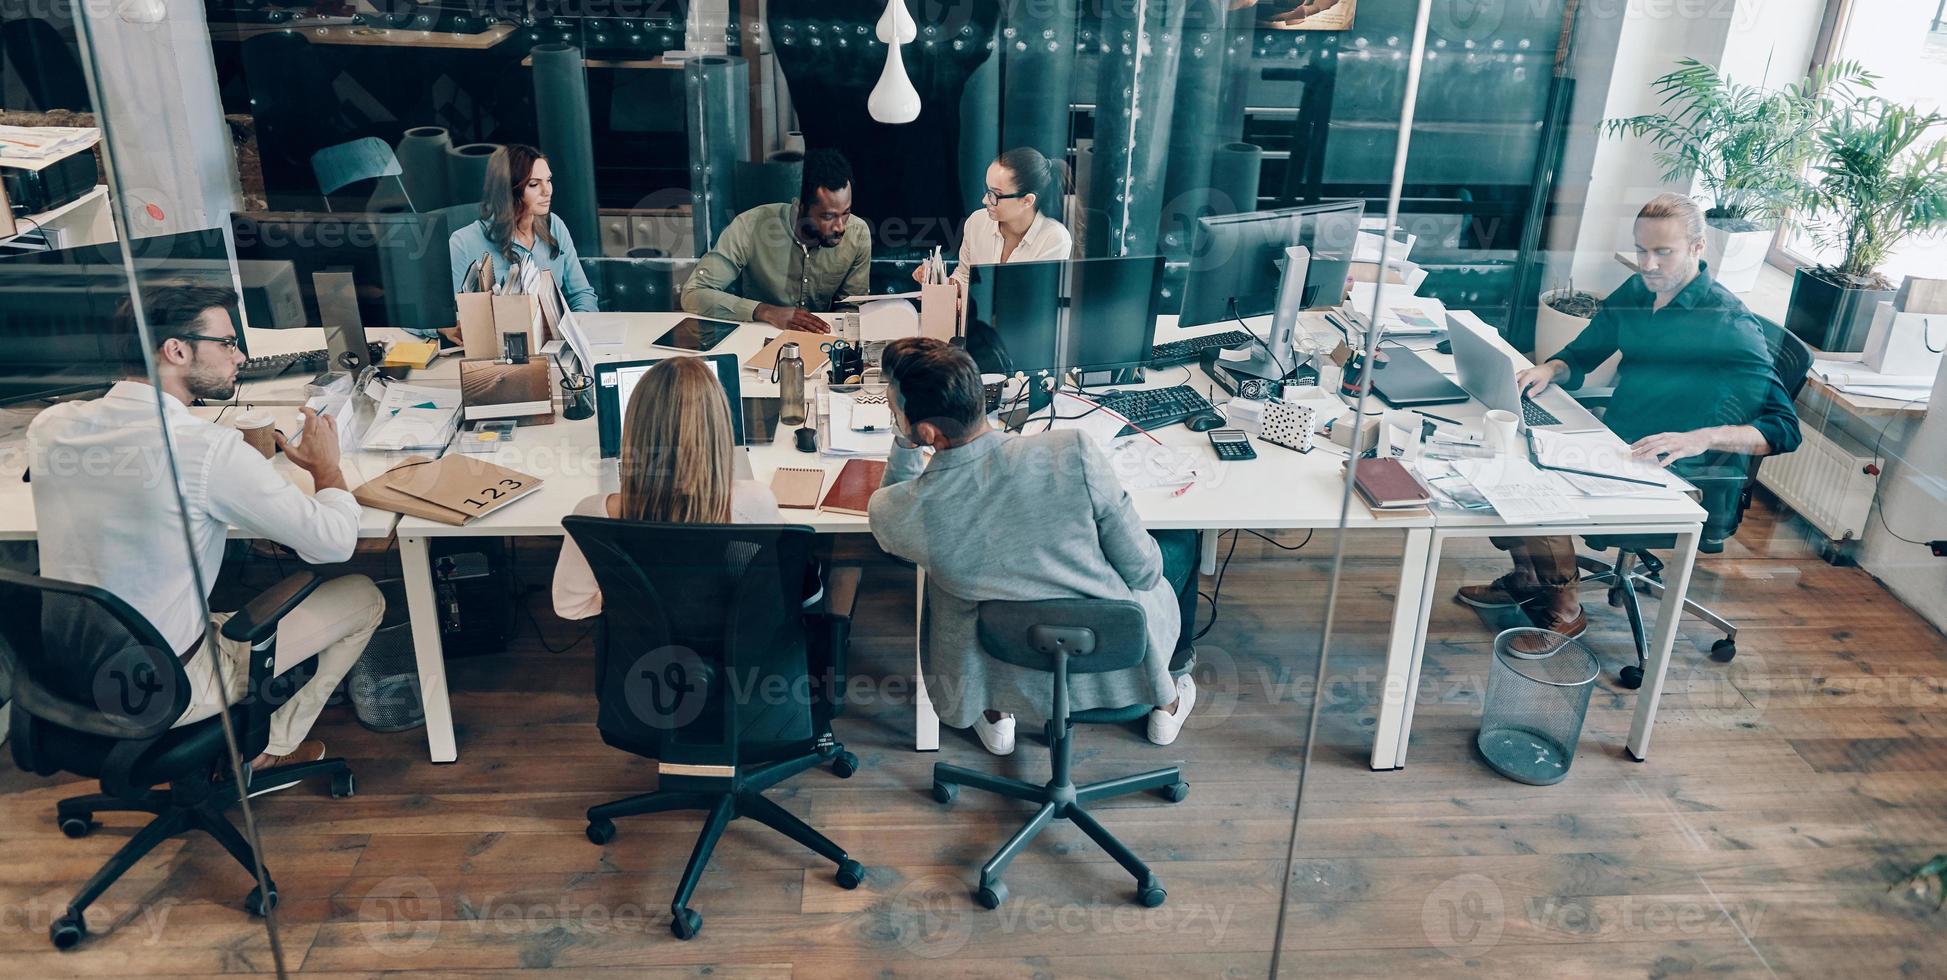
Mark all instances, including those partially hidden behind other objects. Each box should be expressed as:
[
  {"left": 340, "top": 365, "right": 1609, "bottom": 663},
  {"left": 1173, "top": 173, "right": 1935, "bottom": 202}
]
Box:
[
  {"left": 0, "top": 569, "right": 192, "bottom": 752},
  {"left": 975, "top": 599, "right": 1148, "bottom": 675},
  {"left": 561, "top": 518, "right": 817, "bottom": 767}
]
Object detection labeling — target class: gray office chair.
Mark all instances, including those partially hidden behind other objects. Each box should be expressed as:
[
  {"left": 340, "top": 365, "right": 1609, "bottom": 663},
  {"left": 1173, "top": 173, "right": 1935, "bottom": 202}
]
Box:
[
  {"left": 1573, "top": 319, "right": 1813, "bottom": 688},
  {"left": 311, "top": 137, "right": 413, "bottom": 212},
  {"left": 931, "top": 599, "right": 1188, "bottom": 910}
]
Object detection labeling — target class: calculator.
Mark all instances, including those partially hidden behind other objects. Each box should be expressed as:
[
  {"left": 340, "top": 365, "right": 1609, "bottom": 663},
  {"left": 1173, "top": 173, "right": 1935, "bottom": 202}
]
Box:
[{"left": 1208, "top": 428, "right": 1257, "bottom": 461}]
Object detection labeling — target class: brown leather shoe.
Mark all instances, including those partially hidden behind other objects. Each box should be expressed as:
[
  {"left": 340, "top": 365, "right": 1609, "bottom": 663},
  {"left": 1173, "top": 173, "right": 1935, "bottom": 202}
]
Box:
[
  {"left": 1456, "top": 573, "right": 1541, "bottom": 609},
  {"left": 1509, "top": 608, "right": 1588, "bottom": 654}
]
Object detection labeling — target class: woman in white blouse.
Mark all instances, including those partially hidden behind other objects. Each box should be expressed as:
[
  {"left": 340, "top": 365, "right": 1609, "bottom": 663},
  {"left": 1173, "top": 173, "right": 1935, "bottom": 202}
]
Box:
[
  {"left": 552, "top": 356, "right": 782, "bottom": 620},
  {"left": 919, "top": 147, "right": 1074, "bottom": 290}
]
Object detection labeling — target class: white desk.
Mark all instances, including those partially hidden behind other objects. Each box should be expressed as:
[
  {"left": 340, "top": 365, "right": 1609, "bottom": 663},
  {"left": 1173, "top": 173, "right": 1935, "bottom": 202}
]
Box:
[{"left": 0, "top": 403, "right": 400, "bottom": 542}]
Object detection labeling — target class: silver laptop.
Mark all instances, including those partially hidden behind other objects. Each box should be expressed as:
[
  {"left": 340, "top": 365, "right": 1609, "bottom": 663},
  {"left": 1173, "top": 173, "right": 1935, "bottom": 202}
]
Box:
[{"left": 1447, "top": 313, "right": 1601, "bottom": 432}]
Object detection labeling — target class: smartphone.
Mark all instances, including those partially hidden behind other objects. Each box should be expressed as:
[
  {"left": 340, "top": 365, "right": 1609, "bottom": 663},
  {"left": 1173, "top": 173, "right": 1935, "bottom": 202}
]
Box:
[{"left": 1209, "top": 427, "right": 1257, "bottom": 461}]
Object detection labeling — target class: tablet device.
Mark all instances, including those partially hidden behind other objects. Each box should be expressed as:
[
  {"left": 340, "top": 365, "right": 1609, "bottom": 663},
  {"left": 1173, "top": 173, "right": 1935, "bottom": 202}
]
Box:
[{"left": 651, "top": 316, "right": 741, "bottom": 352}]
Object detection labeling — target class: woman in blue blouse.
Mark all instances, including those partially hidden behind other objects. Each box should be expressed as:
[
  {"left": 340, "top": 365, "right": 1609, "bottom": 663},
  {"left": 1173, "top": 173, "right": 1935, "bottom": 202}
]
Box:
[{"left": 438, "top": 144, "right": 597, "bottom": 339}]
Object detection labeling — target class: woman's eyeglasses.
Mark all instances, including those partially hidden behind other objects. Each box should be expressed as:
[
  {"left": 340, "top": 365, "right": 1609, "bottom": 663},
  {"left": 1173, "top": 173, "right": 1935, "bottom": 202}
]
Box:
[{"left": 982, "top": 188, "right": 1029, "bottom": 204}]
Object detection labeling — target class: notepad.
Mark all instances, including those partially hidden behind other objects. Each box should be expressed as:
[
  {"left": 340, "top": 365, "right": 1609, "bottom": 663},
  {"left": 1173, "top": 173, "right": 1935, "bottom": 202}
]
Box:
[
  {"left": 770, "top": 467, "right": 825, "bottom": 509},
  {"left": 382, "top": 340, "right": 439, "bottom": 369},
  {"left": 819, "top": 458, "right": 886, "bottom": 516}
]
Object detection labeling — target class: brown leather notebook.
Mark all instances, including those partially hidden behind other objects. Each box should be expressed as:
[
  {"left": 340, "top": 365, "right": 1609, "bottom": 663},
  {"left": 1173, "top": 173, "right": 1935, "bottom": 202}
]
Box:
[
  {"left": 771, "top": 467, "right": 826, "bottom": 509},
  {"left": 819, "top": 458, "right": 886, "bottom": 516},
  {"left": 1349, "top": 457, "right": 1430, "bottom": 509}
]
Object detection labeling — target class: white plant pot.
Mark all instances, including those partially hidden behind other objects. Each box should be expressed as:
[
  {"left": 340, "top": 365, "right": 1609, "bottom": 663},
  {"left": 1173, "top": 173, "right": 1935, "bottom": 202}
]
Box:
[
  {"left": 1536, "top": 290, "right": 1618, "bottom": 390},
  {"left": 1704, "top": 221, "right": 1772, "bottom": 294}
]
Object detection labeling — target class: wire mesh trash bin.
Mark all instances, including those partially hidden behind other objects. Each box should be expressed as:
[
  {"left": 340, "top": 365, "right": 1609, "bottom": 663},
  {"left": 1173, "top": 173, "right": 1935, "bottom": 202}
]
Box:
[
  {"left": 347, "top": 579, "right": 424, "bottom": 733},
  {"left": 1477, "top": 628, "right": 1600, "bottom": 785}
]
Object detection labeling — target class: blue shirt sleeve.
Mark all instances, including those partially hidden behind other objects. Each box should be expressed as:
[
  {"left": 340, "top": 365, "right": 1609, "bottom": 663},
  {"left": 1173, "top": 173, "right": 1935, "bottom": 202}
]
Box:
[{"left": 550, "top": 217, "right": 600, "bottom": 313}]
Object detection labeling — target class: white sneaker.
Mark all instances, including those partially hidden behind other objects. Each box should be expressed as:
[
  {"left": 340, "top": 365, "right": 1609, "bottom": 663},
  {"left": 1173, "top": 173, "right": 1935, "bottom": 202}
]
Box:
[
  {"left": 1147, "top": 675, "right": 1196, "bottom": 746},
  {"left": 973, "top": 713, "right": 1016, "bottom": 756}
]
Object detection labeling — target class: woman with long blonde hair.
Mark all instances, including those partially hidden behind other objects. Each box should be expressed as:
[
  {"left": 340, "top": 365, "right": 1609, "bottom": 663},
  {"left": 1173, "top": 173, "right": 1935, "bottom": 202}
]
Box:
[{"left": 552, "top": 356, "right": 782, "bottom": 619}]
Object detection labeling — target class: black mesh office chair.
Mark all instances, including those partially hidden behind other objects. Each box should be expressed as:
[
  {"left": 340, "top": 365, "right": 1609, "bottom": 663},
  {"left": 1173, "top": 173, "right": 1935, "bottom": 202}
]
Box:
[
  {"left": 1576, "top": 320, "right": 1814, "bottom": 688},
  {"left": 931, "top": 599, "right": 1189, "bottom": 910},
  {"left": 560, "top": 518, "right": 864, "bottom": 940},
  {"left": 0, "top": 569, "right": 354, "bottom": 950}
]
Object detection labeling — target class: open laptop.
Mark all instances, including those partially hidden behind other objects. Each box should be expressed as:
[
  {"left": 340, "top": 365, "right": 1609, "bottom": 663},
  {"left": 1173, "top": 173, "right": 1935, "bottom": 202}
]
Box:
[
  {"left": 594, "top": 353, "right": 754, "bottom": 493},
  {"left": 1447, "top": 312, "right": 1604, "bottom": 432}
]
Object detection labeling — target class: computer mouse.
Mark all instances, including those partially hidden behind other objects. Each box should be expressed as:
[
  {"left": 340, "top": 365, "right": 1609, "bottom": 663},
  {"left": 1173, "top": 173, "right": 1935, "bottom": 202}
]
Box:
[
  {"left": 1185, "top": 410, "right": 1226, "bottom": 432},
  {"left": 1435, "top": 338, "right": 1453, "bottom": 355}
]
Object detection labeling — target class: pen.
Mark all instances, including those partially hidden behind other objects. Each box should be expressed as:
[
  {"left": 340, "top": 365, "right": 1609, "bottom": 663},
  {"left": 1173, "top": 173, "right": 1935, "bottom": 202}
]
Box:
[
  {"left": 1412, "top": 409, "right": 1460, "bottom": 426},
  {"left": 1538, "top": 463, "right": 1666, "bottom": 488}
]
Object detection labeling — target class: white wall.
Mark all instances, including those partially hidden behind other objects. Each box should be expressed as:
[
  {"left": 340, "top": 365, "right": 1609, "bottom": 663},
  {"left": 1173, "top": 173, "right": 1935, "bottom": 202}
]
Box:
[{"left": 1556, "top": 0, "right": 1825, "bottom": 293}]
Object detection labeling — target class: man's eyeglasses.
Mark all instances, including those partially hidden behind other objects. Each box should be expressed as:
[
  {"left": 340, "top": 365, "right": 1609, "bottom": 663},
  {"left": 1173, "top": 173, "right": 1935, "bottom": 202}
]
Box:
[
  {"left": 176, "top": 333, "right": 241, "bottom": 351},
  {"left": 982, "top": 188, "right": 1029, "bottom": 204}
]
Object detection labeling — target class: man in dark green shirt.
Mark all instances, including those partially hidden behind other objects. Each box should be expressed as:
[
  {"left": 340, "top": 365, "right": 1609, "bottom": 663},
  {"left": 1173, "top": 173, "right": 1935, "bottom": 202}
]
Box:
[
  {"left": 680, "top": 148, "right": 870, "bottom": 333},
  {"left": 1458, "top": 194, "right": 1802, "bottom": 641}
]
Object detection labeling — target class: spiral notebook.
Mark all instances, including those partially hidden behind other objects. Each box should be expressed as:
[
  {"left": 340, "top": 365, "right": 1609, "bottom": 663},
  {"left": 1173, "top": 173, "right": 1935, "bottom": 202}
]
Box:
[{"left": 770, "top": 467, "right": 825, "bottom": 510}]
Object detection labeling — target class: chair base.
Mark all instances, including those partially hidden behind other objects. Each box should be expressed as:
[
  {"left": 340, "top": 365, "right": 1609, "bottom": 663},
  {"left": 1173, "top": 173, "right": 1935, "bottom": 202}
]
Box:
[
  {"left": 1577, "top": 549, "right": 1739, "bottom": 682},
  {"left": 932, "top": 754, "right": 1185, "bottom": 909},
  {"left": 581, "top": 747, "right": 863, "bottom": 941},
  {"left": 46, "top": 756, "right": 351, "bottom": 950}
]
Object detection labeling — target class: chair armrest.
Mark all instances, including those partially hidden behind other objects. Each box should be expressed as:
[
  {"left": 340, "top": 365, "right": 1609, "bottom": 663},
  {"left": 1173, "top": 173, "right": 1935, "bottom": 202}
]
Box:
[
  {"left": 824, "top": 565, "right": 862, "bottom": 624},
  {"left": 220, "top": 572, "right": 323, "bottom": 646}
]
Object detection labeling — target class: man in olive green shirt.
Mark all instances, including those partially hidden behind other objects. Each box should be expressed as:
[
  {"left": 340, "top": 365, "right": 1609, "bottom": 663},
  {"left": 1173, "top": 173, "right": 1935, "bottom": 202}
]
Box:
[{"left": 680, "top": 148, "right": 871, "bottom": 333}]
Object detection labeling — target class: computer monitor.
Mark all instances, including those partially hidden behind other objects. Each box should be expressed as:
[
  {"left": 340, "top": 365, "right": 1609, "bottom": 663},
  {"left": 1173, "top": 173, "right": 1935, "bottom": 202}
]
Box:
[
  {"left": 594, "top": 353, "right": 744, "bottom": 458},
  {"left": 1178, "top": 199, "right": 1365, "bottom": 327},
  {"left": 966, "top": 255, "right": 1165, "bottom": 379},
  {"left": 230, "top": 211, "right": 455, "bottom": 337},
  {"left": 0, "top": 231, "right": 231, "bottom": 406}
]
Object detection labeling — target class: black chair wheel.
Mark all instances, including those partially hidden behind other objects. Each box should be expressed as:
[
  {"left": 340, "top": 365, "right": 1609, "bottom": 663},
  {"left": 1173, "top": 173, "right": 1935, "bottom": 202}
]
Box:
[
  {"left": 58, "top": 815, "right": 94, "bottom": 839},
  {"left": 330, "top": 771, "right": 356, "bottom": 799},
  {"left": 1709, "top": 639, "right": 1737, "bottom": 663},
  {"left": 670, "top": 907, "right": 702, "bottom": 940},
  {"left": 245, "top": 884, "right": 278, "bottom": 917},
  {"left": 585, "top": 819, "right": 616, "bottom": 846},
  {"left": 1137, "top": 878, "right": 1167, "bottom": 908},
  {"left": 832, "top": 751, "right": 859, "bottom": 779},
  {"left": 975, "top": 882, "right": 1008, "bottom": 909},
  {"left": 835, "top": 859, "right": 864, "bottom": 889},
  {"left": 931, "top": 781, "right": 957, "bottom": 805},
  {"left": 49, "top": 913, "right": 86, "bottom": 950},
  {"left": 1159, "top": 781, "right": 1189, "bottom": 803},
  {"left": 1618, "top": 665, "right": 1645, "bottom": 690}
]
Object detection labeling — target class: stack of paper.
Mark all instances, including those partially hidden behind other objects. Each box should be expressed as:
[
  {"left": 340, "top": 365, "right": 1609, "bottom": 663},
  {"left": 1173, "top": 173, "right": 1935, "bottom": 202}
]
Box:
[
  {"left": 1347, "top": 285, "right": 1447, "bottom": 336},
  {"left": 1451, "top": 457, "right": 1589, "bottom": 524},
  {"left": 1810, "top": 358, "right": 1933, "bottom": 403},
  {"left": 1529, "top": 430, "right": 1680, "bottom": 491},
  {"left": 822, "top": 388, "right": 895, "bottom": 457},
  {"left": 362, "top": 382, "right": 462, "bottom": 452},
  {"left": 0, "top": 126, "right": 100, "bottom": 169}
]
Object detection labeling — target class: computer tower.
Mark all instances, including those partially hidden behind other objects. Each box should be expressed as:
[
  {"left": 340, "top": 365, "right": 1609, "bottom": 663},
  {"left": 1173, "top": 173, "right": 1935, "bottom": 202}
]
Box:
[{"left": 431, "top": 538, "right": 516, "bottom": 657}]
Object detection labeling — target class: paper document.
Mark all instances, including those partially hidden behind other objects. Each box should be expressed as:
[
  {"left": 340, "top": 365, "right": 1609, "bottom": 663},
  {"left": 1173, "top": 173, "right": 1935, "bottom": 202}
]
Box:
[
  {"left": 1529, "top": 430, "right": 1680, "bottom": 489},
  {"left": 1109, "top": 442, "right": 1203, "bottom": 491},
  {"left": 1452, "top": 458, "right": 1588, "bottom": 524},
  {"left": 822, "top": 389, "right": 895, "bottom": 457},
  {"left": 855, "top": 298, "right": 920, "bottom": 342},
  {"left": 362, "top": 382, "right": 462, "bottom": 452},
  {"left": 1347, "top": 284, "right": 1447, "bottom": 336}
]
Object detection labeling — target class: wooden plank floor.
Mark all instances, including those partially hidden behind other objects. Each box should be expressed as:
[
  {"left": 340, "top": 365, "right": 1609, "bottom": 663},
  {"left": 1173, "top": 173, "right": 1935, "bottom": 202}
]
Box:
[{"left": 4, "top": 500, "right": 1945, "bottom": 977}]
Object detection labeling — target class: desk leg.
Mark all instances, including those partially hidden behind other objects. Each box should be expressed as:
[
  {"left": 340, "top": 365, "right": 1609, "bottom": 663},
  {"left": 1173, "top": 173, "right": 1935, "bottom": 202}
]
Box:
[
  {"left": 1199, "top": 529, "right": 1218, "bottom": 577},
  {"left": 1627, "top": 528, "right": 1697, "bottom": 762},
  {"left": 914, "top": 568, "right": 939, "bottom": 751},
  {"left": 400, "top": 535, "right": 457, "bottom": 764},
  {"left": 1370, "top": 527, "right": 1435, "bottom": 770}
]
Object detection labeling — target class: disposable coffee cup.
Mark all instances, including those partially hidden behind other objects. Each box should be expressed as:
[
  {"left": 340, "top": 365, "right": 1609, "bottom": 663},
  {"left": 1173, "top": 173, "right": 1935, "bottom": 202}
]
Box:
[
  {"left": 235, "top": 411, "right": 277, "bottom": 458},
  {"left": 1482, "top": 409, "right": 1520, "bottom": 456}
]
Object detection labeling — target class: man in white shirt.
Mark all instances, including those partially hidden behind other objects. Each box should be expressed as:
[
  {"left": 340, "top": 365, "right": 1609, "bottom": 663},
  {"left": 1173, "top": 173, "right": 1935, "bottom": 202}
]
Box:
[{"left": 28, "top": 284, "right": 384, "bottom": 781}]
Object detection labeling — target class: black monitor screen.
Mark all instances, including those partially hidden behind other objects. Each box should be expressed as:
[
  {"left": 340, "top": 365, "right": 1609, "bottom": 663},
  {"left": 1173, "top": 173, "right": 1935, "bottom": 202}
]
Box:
[
  {"left": 595, "top": 352, "right": 744, "bottom": 458},
  {"left": 967, "top": 259, "right": 1063, "bottom": 377},
  {"left": 1179, "top": 199, "right": 1365, "bottom": 327},
  {"left": 1065, "top": 255, "right": 1165, "bottom": 373},
  {"left": 0, "top": 229, "right": 230, "bottom": 406}
]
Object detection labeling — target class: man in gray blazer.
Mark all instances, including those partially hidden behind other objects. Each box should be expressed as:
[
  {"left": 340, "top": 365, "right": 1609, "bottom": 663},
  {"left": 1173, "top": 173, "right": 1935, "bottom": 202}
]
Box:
[{"left": 868, "top": 339, "right": 1198, "bottom": 756}]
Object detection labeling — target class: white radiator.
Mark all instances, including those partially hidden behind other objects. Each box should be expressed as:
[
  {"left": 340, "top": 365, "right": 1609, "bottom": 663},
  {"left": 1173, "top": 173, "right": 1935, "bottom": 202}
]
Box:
[{"left": 1758, "top": 425, "right": 1880, "bottom": 542}]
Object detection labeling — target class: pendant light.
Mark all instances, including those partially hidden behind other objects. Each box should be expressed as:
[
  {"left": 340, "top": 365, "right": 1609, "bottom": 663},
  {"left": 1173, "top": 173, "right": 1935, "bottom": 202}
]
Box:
[{"left": 868, "top": 0, "right": 921, "bottom": 124}]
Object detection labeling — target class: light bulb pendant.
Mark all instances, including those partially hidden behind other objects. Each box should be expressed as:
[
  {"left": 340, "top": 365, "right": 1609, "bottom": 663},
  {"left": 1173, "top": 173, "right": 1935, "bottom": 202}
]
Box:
[
  {"left": 875, "top": 0, "right": 916, "bottom": 45},
  {"left": 868, "top": 41, "right": 921, "bottom": 124}
]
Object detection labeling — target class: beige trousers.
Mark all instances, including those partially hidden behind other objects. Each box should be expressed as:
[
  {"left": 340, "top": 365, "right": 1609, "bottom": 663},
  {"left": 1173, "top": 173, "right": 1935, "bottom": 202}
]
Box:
[{"left": 174, "top": 575, "right": 386, "bottom": 756}]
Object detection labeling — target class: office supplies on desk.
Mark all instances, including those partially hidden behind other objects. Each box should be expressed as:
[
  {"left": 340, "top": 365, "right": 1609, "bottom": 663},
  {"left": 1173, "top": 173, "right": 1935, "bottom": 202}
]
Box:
[
  {"left": 1349, "top": 457, "right": 1431, "bottom": 509},
  {"left": 1482, "top": 409, "right": 1520, "bottom": 455},
  {"left": 1259, "top": 401, "right": 1315, "bottom": 452},
  {"left": 819, "top": 458, "right": 886, "bottom": 515},
  {"left": 458, "top": 420, "right": 517, "bottom": 455},
  {"left": 1091, "top": 385, "right": 1213, "bottom": 437},
  {"left": 1451, "top": 458, "right": 1588, "bottom": 524},
  {"left": 752, "top": 331, "right": 834, "bottom": 377},
  {"left": 1148, "top": 329, "right": 1254, "bottom": 367},
  {"left": 382, "top": 339, "right": 439, "bottom": 369},
  {"left": 1208, "top": 428, "right": 1256, "bottom": 461},
  {"left": 460, "top": 359, "right": 553, "bottom": 425},
  {"left": 823, "top": 388, "right": 896, "bottom": 456},
  {"left": 1109, "top": 441, "right": 1202, "bottom": 491},
  {"left": 771, "top": 467, "right": 825, "bottom": 509},
  {"left": 236, "top": 343, "right": 387, "bottom": 382},
  {"left": 362, "top": 381, "right": 462, "bottom": 451},
  {"left": 1528, "top": 429, "right": 1678, "bottom": 489}
]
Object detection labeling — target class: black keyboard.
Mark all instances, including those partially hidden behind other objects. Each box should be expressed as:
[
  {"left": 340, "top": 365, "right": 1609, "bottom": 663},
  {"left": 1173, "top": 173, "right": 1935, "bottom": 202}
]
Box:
[
  {"left": 1094, "top": 385, "right": 1214, "bottom": 436},
  {"left": 1521, "top": 396, "right": 1563, "bottom": 427},
  {"left": 1148, "top": 330, "right": 1254, "bottom": 366},
  {"left": 236, "top": 343, "right": 387, "bottom": 382}
]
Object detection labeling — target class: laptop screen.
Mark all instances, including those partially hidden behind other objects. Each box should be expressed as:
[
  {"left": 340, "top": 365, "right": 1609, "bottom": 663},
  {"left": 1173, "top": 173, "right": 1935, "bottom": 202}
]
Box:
[{"left": 595, "top": 353, "right": 745, "bottom": 458}]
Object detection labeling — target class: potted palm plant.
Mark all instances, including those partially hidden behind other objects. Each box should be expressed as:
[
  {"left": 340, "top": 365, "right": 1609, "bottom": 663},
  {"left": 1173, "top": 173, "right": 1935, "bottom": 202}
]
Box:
[
  {"left": 1787, "top": 97, "right": 1947, "bottom": 352},
  {"left": 1602, "top": 58, "right": 1869, "bottom": 292}
]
